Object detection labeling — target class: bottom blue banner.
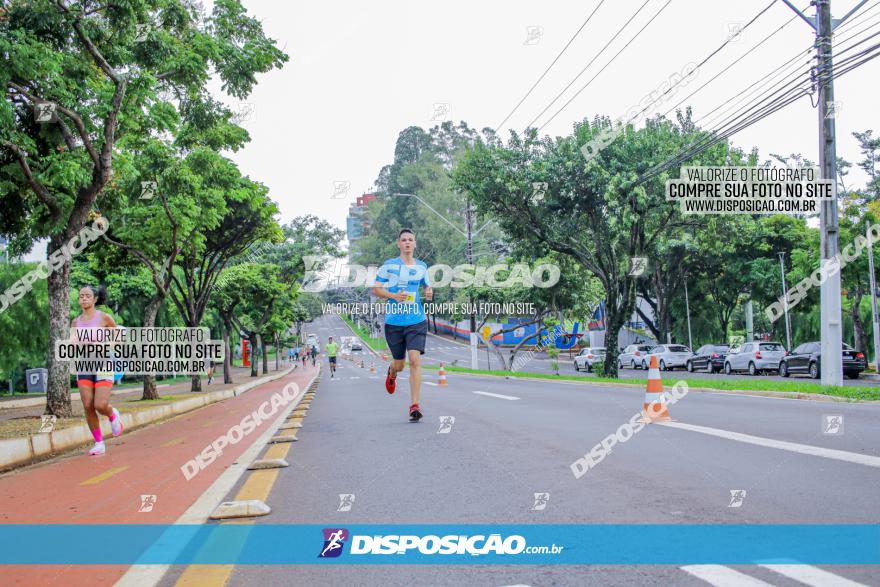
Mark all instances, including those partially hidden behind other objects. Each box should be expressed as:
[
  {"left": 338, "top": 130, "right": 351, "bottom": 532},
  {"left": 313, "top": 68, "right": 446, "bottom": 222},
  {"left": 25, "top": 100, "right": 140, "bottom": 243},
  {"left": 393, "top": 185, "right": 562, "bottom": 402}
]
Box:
[{"left": 0, "top": 525, "right": 878, "bottom": 565}]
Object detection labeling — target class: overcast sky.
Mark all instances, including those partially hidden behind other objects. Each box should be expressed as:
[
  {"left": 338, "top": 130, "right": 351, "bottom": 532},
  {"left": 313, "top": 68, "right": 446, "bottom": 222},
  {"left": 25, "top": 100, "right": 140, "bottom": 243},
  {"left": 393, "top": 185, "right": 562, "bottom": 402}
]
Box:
[
  {"left": 18, "top": 0, "right": 880, "bottom": 261},
  {"left": 216, "top": 0, "right": 879, "bottom": 241}
]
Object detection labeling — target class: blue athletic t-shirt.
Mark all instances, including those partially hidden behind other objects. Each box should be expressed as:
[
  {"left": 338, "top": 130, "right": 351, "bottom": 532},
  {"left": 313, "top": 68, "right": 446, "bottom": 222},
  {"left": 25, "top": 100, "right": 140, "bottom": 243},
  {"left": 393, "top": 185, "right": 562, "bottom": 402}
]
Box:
[{"left": 376, "top": 257, "right": 429, "bottom": 326}]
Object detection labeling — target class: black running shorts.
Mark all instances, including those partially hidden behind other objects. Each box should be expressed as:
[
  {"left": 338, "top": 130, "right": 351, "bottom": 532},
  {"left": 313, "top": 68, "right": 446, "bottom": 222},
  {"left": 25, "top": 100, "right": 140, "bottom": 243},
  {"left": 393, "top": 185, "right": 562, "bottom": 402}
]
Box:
[{"left": 384, "top": 320, "right": 428, "bottom": 360}]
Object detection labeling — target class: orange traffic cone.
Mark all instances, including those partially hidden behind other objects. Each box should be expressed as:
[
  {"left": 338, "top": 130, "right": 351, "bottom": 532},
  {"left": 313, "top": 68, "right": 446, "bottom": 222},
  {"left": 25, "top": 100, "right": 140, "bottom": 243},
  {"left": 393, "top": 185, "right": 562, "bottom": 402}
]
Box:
[
  {"left": 370, "top": 363, "right": 376, "bottom": 374},
  {"left": 641, "top": 355, "right": 671, "bottom": 423},
  {"left": 381, "top": 352, "right": 388, "bottom": 361},
  {"left": 438, "top": 362, "right": 448, "bottom": 386}
]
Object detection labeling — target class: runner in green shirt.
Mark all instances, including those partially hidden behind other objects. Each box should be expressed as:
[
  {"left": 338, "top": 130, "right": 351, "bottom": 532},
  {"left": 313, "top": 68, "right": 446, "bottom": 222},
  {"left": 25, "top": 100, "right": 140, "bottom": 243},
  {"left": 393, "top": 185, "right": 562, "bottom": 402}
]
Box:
[{"left": 325, "top": 336, "right": 338, "bottom": 378}]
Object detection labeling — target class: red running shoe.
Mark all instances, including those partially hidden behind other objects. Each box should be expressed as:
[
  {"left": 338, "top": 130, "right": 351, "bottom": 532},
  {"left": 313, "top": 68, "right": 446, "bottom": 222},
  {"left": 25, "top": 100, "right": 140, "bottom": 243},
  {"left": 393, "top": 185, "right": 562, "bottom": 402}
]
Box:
[
  {"left": 409, "top": 403, "right": 423, "bottom": 422},
  {"left": 385, "top": 367, "right": 396, "bottom": 394}
]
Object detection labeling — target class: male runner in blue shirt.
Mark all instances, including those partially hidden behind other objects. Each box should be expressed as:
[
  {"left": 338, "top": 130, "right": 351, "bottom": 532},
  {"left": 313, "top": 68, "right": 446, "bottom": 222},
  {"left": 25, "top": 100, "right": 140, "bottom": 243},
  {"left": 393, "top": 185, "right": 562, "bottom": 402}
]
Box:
[{"left": 372, "top": 228, "right": 433, "bottom": 422}]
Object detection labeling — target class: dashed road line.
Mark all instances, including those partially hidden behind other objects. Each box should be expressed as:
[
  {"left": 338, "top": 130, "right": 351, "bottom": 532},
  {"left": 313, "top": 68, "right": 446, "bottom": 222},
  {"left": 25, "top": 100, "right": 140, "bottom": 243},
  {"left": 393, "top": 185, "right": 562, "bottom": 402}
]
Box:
[
  {"left": 472, "top": 391, "right": 520, "bottom": 401},
  {"left": 79, "top": 466, "right": 129, "bottom": 486}
]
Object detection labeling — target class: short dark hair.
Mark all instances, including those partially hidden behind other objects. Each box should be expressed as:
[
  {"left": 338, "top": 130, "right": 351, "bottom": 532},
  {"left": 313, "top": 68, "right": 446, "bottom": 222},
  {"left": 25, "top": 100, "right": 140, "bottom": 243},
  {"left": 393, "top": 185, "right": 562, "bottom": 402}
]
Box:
[{"left": 398, "top": 228, "right": 414, "bottom": 239}]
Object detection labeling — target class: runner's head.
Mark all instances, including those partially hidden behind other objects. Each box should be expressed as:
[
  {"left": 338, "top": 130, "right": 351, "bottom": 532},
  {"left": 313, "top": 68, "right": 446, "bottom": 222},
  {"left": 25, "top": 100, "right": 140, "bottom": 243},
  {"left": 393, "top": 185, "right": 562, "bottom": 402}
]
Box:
[
  {"left": 397, "top": 228, "right": 416, "bottom": 255},
  {"left": 78, "top": 285, "right": 107, "bottom": 311}
]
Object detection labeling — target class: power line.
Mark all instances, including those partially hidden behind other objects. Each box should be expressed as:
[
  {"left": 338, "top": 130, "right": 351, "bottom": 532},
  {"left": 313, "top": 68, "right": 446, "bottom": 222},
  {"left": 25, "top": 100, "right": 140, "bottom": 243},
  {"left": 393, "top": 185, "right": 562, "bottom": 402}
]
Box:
[
  {"left": 524, "top": 0, "right": 656, "bottom": 131},
  {"left": 619, "top": 0, "right": 789, "bottom": 133},
  {"left": 537, "top": 0, "right": 780, "bottom": 132},
  {"left": 658, "top": 5, "right": 801, "bottom": 119},
  {"left": 635, "top": 32, "right": 880, "bottom": 183},
  {"left": 696, "top": 5, "right": 880, "bottom": 129},
  {"left": 495, "top": 0, "right": 608, "bottom": 132}
]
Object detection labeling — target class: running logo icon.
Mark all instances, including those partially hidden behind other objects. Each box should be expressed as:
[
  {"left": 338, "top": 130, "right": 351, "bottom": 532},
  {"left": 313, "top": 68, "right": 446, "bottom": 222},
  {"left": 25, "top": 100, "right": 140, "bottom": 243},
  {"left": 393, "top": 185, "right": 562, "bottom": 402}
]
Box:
[
  {"left": 532, "top": 492, "right": 550, "bottom": 511},
  {"left": 337, "top": 494, "right": 355, "bottom": 512},
  {"left": 38, "top": 415, "right": 57, "bottom": 434},
  {"left": 728, "top": 490, "right": 746, "bottom": 508},
  {"left": 437, "top": 416, "right": 455, "bottom": 434},
  {"left": 138, "top": 495, "right": 157, "bottom": 512},
  {"left": 319, "top": 528, "right": 349, "bottom": 558},
  {"left": 822, "top": 415, "right": 843, "bottom": 435}
]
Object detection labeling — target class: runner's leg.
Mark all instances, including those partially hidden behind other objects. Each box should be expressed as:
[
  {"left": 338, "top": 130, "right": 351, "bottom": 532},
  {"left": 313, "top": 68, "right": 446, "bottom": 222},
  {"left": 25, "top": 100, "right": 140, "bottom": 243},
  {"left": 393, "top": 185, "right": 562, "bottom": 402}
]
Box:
[
  {"left": 79, "top": 382, "right": 98, "bottom": 432},
  {"left": 407, "top": 349, "right": 421, "bottom": 406}
]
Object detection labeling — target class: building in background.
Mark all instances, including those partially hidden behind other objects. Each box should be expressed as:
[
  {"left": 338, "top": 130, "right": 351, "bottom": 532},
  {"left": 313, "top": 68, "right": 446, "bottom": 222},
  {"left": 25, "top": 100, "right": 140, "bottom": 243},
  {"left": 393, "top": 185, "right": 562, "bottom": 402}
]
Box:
[{"left": 346, "top": 193, "right": 376, "bottom": 244}]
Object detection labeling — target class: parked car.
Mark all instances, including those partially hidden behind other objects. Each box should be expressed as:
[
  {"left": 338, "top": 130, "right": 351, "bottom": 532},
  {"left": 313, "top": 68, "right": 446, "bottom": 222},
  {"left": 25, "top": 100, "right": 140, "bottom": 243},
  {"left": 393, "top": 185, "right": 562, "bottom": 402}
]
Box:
[
  {"left": 779, "top": 341, "right": 866, "bottom": 379},
  {"left": 687, "top": 344, "right": 730, "bottom": 373},
  {"left": 724, "top": 341, "right": 787, "bottom": 375},
  {"left": 642, "top": 344, "right": 693, "bottom": 371},
  {"left": 574, "top": 347, "right": 606, "bottom": 372},
  {"left": 351, "top": 342, "right": 363, "bottom": 351},
  {"left": 618, "top": 344, "right": 655, "bottom": 369}
]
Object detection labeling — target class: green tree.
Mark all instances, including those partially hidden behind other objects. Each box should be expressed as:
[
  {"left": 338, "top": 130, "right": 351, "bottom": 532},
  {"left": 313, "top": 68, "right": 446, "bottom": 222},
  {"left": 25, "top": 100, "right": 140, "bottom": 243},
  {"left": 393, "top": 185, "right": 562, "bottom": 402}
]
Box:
[
  {"left": 0, "top": 0, "right": 287, "bottom": 415},
  {"left": 454, "top": 116, "right": 730, "bottom": 377}
]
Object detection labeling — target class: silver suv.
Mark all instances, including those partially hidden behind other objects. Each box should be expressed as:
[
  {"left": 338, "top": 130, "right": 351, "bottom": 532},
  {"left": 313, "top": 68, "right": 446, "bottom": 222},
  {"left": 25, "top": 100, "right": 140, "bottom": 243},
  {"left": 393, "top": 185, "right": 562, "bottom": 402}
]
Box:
[
  {"left": 724, "top": 341, "right": 787, "bottom": 375},
  {"left": 618, "top": 344, "right": 654, "bottom": 370}
]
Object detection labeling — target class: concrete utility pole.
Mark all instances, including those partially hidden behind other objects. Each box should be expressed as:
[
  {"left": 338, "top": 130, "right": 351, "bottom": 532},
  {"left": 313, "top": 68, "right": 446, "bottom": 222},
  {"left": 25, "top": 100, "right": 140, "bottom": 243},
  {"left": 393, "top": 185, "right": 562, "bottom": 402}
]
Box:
[
  {"left": 867, "top": 220, "right": 880, "bottom": 373},
  {"left": 779, "top": 0, "right": 868, "bottom": 385},
  {"left": 465, "top": 199, "right": 479, "bottom": 369},
  {"left": 778, "top": 252, "right": 793, "bottom": 351},
  {"left": 683, "top": 276, "right": 693, "bottom": 350}
]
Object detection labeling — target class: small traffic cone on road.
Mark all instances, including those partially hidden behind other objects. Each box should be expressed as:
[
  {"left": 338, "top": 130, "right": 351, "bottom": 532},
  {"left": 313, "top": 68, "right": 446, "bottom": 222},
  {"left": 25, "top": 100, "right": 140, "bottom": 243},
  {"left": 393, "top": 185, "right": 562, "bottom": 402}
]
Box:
[
  {"left": 370, "top": 363, "right": 376, "bottom": 374},
  {"left": 438, "top": 362, "right": 448, "bottom": 386},
  {"left": 381, "top": 352, "right": 388, "bottom": 361},
  {"left": 640, "top": 355, "right": 671, "bottom": 423}
]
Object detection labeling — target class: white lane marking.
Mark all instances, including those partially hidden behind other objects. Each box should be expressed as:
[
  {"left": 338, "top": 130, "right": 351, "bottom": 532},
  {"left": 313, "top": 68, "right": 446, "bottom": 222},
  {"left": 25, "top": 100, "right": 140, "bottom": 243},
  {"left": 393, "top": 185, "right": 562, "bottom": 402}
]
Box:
[
  {"left": 424, "top": 382, "right": 438, "bottom": 386},
  {"left": 680, "top": 565, "right": 775, "bottom": 586},
  {"left": 472, "top": 391, "right": 520, "bottom": 401},
  {"left": 761, "top": 564, "right": 868, "bottom": 586},
  {"left": 659, "top": 421, "right": 880, "bottom": 468}
]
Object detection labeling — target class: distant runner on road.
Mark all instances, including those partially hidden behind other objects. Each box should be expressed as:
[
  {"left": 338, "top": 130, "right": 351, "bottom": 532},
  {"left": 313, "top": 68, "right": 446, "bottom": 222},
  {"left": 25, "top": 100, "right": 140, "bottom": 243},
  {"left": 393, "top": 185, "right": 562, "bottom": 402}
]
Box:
[
  {"left": 326, "top": 336, "right": 338, "bottom": 378},
  {"left": 70, "top": 285, "right": 123, "bottom": 456},
  {"left": 371, "top": 228, "right": 433, "bottom": 422},
  {"left": 310, "top": 344, "right": 318, "bottom": 366}
]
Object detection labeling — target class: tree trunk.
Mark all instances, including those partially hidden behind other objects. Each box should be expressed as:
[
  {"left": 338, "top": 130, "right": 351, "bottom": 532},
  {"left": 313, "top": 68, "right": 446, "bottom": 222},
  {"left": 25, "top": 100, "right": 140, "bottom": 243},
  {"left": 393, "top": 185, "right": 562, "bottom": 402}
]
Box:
[
  {"left": 46, "top": 236, "right": 73, "bottom": 417},
  {"left": 141, "top": 295, "right": 163, "bottom": 400},
  {"left": 602, "top": 284, "right": 637, "bottom": 379},
  {"left": 851, "top": 289, "right": 868, "bottom": 352},
  {"left": 261, "top": 336, "right": 268, "bottom": 374},
  {"left": 190, "top": 373, "right": 202, "bottom": 392},
  {"left": 250, "top": 335, "right": 259, "bottom": 377},
  {"left": 222, "top": 316, "right": 233, "bottom": 384},
  {"left": 275, "top": 334, "right": 280, "bottom": 370}
]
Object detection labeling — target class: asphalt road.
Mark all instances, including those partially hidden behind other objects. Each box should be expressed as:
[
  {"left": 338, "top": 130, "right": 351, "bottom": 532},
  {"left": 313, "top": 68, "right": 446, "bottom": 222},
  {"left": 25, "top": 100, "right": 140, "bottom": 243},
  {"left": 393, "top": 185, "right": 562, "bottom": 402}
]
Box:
[{"left": 184, "top": 314, "right": 880, "bottom": 587}]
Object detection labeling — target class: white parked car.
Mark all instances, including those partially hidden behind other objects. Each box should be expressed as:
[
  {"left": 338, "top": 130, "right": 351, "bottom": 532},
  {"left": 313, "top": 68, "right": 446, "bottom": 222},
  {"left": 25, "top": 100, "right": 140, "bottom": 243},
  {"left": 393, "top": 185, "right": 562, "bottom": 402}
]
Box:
[
  {"left": 724, "top": 341, "right": 787, "bottom": 375},
  {"left": 574, "top": 347, "right": 606, "bottom": 372},
  {"left": 641, "top": 344, "right": 693, "bottom": 371},
  {"left": 618, "top": 344, "right": 655, "bottom": 369}
]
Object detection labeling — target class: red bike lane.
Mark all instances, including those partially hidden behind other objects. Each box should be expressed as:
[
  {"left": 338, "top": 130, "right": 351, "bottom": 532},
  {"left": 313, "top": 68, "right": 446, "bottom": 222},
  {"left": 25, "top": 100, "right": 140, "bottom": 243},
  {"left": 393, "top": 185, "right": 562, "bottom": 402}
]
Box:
[{"left": 0, "top": 366, "right": 316, "bottom": 586}]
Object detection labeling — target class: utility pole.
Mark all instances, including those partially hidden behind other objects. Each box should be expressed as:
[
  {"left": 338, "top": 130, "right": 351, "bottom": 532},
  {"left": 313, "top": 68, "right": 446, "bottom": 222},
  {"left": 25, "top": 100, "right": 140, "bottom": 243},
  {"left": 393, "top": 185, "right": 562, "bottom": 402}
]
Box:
[
  {"left": 778, "top": 252, "right": 793, "bottom": 350},
  {"left": 779, "top": 0, "right": 866, "bottom": 385},
  {"left": 465, "top": 198, "right": 478, "bottom": 369},
  {"left": 867, "top": 220, "right": 880, "bottom": 373},
  {"left": 683, "top": 275, "right": 693, "bottom": 350}
]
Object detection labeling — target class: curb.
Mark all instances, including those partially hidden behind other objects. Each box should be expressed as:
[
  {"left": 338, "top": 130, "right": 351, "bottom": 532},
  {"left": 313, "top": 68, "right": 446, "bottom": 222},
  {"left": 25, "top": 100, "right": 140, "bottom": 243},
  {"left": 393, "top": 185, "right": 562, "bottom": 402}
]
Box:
[
  {"left": 0, "top": 382, "right": 178, "bottom": 411},
  {"left": 422, "top": 367, "right": 880, "bottom": 404},
  {"left": 0, "top": 366, "right": 297, "bottom": 472}
]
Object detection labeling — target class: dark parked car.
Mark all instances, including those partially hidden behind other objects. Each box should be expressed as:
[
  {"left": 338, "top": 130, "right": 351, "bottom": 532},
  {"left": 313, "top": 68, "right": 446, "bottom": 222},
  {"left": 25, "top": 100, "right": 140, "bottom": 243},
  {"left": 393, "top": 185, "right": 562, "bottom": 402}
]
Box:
[
  {"left": 686, "top": 344, "right": 730, "bottom": 373},
  {"left": 779, "top": 341, "right": 867, "bottom": 379}
]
